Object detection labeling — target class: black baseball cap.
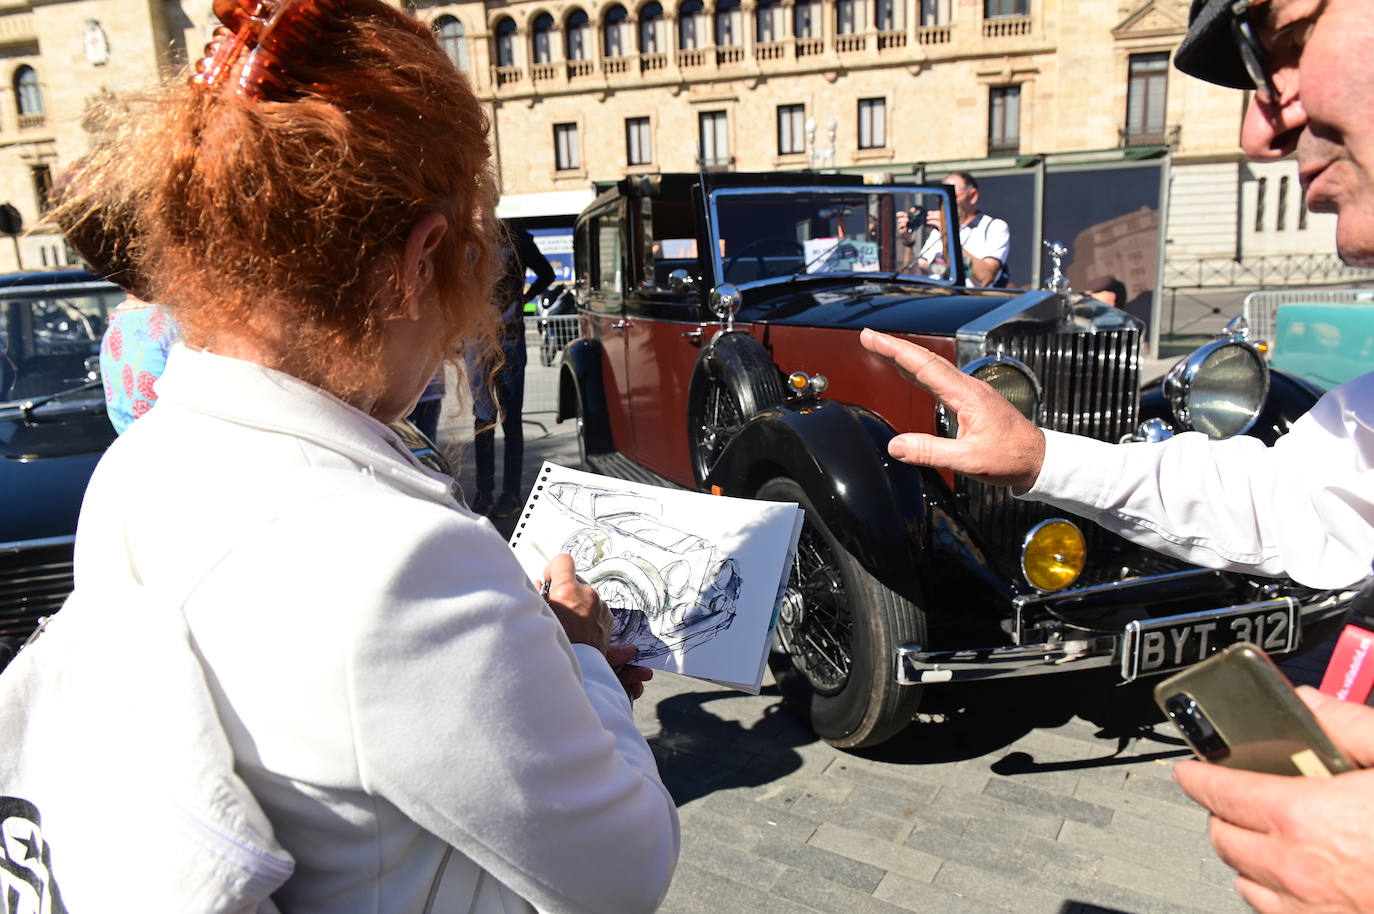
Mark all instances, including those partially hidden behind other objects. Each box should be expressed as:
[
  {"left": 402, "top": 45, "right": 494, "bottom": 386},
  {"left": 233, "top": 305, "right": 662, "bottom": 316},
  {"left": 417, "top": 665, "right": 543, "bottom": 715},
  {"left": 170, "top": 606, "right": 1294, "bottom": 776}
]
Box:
[{"left": 1174, "top": 0, "right": 1253, "bottom": 90}]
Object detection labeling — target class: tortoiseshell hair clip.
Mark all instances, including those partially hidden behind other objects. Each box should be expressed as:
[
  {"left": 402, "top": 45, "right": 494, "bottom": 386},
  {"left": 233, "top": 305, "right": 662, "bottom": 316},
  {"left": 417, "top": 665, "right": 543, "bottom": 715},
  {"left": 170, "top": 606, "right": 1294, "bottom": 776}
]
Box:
[{"left": 191, "top": 0, "right": 351, "bottom": 101}]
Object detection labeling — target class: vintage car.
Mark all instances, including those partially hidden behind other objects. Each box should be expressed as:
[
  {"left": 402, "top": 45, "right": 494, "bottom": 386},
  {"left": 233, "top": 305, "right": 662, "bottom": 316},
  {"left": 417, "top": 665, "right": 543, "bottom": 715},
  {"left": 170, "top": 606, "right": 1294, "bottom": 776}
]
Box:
[
  {"left": 0, "top": 270, "right": 124, "bottom": 665},
  {"left": 555, "top": 172, "right": 1354, "bottom": 748}
]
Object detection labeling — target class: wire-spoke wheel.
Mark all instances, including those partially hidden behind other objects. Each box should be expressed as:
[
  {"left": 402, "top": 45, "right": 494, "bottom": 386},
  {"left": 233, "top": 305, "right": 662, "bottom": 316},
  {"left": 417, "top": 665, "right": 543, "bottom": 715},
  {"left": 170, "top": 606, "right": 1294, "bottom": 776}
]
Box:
[
  {"left": 759, "top": 477, "right": 926, "bottom": 749},
  {"left": 688, "top": 333, "right": 785, "bottom": 486}
]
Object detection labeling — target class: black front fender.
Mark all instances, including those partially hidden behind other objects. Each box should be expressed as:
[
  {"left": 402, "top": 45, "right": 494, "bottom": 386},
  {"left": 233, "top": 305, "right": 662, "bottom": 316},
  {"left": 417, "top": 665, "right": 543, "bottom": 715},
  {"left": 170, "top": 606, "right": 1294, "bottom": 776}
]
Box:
[
  {"left": 557, "top": 338, "right": 612, "bottom": 454},
  {"left": 704, "top": 398, "right": 940, "bottom": 600}
]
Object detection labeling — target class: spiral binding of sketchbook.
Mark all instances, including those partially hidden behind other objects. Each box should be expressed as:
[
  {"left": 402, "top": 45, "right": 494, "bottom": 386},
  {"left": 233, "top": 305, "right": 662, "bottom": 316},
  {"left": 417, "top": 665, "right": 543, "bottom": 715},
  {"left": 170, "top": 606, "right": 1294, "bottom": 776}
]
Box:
[{"left": 509, "top": 461, "right": 804, "bottom": 694}]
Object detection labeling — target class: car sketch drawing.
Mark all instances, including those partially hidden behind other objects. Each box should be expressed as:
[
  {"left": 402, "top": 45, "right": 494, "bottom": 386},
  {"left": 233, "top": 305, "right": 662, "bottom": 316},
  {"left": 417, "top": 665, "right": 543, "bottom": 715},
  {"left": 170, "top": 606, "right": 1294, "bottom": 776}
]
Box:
[{"left": 547, "top": 482, "right": 741, "bottom": 660}]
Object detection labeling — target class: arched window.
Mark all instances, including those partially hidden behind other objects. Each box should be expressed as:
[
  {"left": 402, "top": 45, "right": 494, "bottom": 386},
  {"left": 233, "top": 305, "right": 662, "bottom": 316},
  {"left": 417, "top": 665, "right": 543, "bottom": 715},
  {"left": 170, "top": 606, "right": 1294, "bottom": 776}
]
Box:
[
  {"left": 678, "top": 0, "right": 707, "bottom": 49},
  {"left": 432, "top": 16, "right": 469, "bottom": 71},
  {"left": 603, "top": 5, "right": 629, "bottom": 58},
  {"left": 756, "top": 0, "right": 784, "bottom": 42},
  {"left": 794, "top": 0, "right": 822, "bottom": 37},
  {"left": 639, "top": 3, "right": 664, "bottom": 54},
  {"left": 533, "top": 13, "right": 556, "bottom": 63},
  {"left": 14, "top": 66, "right": 43, "bottom": 118},
  {"left": 494, "top": 17, "right": 518, "bottom": 68},
  {"left": 566, "top": 9, "right": 591, "bottom": 60},
  {"left": 715, "top": 0, "right": 742, "bottom": 46}
]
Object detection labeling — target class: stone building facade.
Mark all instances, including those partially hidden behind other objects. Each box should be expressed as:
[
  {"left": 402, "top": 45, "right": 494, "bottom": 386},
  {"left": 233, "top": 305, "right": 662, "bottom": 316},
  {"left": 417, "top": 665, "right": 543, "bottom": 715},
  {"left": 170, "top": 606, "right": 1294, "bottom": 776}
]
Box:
[{"left": 0, "top": 0, "right": 1347, "bottom": 285}]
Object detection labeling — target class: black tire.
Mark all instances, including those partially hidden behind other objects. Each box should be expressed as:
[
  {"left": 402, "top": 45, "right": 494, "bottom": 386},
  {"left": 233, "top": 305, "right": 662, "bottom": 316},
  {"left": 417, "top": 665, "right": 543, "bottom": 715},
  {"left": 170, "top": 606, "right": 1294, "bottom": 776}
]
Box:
[
  {"left": 688, "top": 333, "right": 786, "bottom": 486},
  {"left": 758, "top": 477, "right": 926, "bottom": 749}
]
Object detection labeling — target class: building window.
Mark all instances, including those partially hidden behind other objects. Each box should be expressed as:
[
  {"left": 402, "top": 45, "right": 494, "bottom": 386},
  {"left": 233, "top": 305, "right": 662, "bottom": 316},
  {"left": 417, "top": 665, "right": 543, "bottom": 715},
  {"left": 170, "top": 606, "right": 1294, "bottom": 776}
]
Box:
[
  {"left": 555, "top": 123, "right": 581, "bottom": 171},
  {"left": 494, "top": 18, "right": 517, "bottom": 68},
  {"left": 875, "top": 0, "right": 897, "bottom": 31},
  {"left": 640, "top": 2, "right": 665, "bottom": 53},
  {"left": 985, "top": 0, "right": 1028, "bottom": 16},
  {"left": 31, "top": 164, "right": 51, "bottom": 215},
  {"left": 1299, "top": 194, "right": 1309, "bottom": 231},
  {"left": 1277, "top": 174, "right": 1290, "bottom": 231},
  {"left": 679, "top": 0, "right": 707, "bottom": 48},
  {"left": 794, "top": 0, "right": 822, "bottom": 37},
  {"left": 14, "top": 66, "right": 42, "bottom": 118},
  {"left": 715, "top": 0, "right": 742, "bottom": 46},
  {"left": 757, "top": 0, "right": 785, "bottom": 42},
  {"left": 988, "top": 85, "right": 1020, "bottom": 156},
  {"left": 433, "top": 16, "right": 469, "bottom": 71},
  {"left": 604, "top": 4, "right": 629, "bottom": 57},
  {"left": 1255, "top": 177, "right": 1267, "bottom": 232},
  {"left": 858, "top": 98, "right": 886, "bottom": 149},
  {"left": 837, "top": 0, "right": 863, "bottom": 35},
  {"left": 533, "top": 13, "right": 555, "bottom": 64},
  {"left": 700, "top": 111, "right": 729, "bottom": 167},
  {"left": 567, "top": 9, "right": 590, "bottom": 60},
  {"left": 626, "top": 117, "right": 652, "bottom": 165},
  {"left": 1126, "top": 52, "right": 1169, "bottom": 145},
  {"left": 778, "top": 104, "right": 805, "bottom": 155},
  {"left": 921, "top": 0, "right": 951, "bottom": 25}
]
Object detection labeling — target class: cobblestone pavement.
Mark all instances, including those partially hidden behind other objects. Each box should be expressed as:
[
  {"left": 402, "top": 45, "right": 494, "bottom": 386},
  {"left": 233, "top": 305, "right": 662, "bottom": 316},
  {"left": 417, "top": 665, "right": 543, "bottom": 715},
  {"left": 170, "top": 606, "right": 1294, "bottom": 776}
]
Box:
[{"left": 436, "top": 356, "right": 1333, "bottom": 914}]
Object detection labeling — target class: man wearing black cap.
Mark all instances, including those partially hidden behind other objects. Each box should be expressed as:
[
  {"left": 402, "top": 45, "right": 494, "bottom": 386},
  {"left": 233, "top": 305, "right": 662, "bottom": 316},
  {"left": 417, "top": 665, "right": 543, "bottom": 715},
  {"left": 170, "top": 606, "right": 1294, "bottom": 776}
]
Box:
[{"left": 859, "top": 0, "right": 1374, "bottom": 909}]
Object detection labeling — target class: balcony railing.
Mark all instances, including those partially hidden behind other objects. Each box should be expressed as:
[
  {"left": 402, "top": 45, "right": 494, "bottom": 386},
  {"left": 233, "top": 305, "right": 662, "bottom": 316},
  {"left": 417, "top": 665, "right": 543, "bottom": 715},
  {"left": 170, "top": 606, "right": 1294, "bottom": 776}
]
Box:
[
  {"left": 532, "top": 62, "right": 559, "bottom": 82},
  {"left": 716, "top": 45, "right": 744, "bottom": 65},
  {"left": 493, "top": 65, "right": 523, "bottom": 87},
  {"left": 983, "top": 15, "right": 1031, "bottom": 38},
  {"left": 795, "top": 36, "right": 823, "bottom": 56},
  {"left": 677, "top": 47, "right": 707, "bottom": 67},
  {"left": 1120, "top": 124, "right": 1181, "bottom": 149},
  {"left": 567, "top": 59, "right": 594, "bottom": 79},
  {"left": 640, "top": 51, "right": 668, "bottom": 72},
  {"left": 754, "top": 40, "right": 786, "bottom": 60},
  {"left": 835, "top": 33, "right": 866, "bottom": 52},
  {"left": 604, "top": 55, "right": 631, "bottom": 74},
  {"left": 876, "top": 29, "right": 906, "bottom": 50},
  {"left": 918, "top": 24, "right": 951, "bottom": 44}
]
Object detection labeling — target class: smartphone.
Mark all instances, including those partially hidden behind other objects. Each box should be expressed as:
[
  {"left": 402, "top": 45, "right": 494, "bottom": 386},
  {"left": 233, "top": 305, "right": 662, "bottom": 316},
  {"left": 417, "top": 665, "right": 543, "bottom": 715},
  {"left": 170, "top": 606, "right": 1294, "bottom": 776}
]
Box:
[{"left": 1153, "top": 641, "right": 1357, "bottom": 777}]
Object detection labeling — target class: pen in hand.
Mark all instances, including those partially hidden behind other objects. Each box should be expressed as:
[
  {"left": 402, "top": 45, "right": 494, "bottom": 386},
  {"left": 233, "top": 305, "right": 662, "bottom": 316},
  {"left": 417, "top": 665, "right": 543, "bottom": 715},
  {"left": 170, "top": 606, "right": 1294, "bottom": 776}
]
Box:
[{"left": 541, "top": 575, "right": 632, "bottom": 677}]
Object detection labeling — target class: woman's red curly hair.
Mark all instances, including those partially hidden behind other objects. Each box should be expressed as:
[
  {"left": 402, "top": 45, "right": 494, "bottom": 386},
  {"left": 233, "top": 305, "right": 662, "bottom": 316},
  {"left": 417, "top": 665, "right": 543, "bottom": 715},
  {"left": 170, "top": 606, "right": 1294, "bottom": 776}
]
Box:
[{"left": 127, "top": 0, "right": 500, "bottom": 410}]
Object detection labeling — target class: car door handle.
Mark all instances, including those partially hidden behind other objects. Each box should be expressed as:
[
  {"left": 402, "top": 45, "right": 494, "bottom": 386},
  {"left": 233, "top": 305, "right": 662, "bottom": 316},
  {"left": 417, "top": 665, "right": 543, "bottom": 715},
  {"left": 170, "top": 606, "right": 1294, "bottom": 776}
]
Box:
[
  {"left": 681, "top": 329, "right": 703, "bottom": 345},
  {"left": 611, "top": 319, "right": 633, "bottom": 330}
]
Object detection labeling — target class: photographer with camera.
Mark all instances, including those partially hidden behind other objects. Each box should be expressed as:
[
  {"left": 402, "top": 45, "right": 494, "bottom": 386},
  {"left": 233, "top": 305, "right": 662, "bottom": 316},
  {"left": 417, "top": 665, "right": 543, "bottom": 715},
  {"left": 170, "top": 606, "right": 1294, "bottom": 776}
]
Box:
[{"left": 897, "top": 171, "right": 1010, "bottom": 287}]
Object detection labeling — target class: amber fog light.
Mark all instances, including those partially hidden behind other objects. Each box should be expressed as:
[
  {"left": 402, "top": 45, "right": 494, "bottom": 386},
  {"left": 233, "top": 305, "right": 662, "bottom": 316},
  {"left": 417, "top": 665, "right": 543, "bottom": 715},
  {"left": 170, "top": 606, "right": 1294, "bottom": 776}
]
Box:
[{"left": 1021, "top": 519, "right": 1086, "bottom": 592}]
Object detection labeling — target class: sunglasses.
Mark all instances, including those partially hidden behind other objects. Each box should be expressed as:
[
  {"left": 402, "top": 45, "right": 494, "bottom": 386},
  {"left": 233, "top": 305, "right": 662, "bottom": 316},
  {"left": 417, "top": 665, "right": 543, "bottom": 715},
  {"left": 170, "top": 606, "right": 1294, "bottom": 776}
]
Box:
[
  {"left": 191, "top": 0, "right": 350, "bottom": 101},
  {"left": 1229, "top": 0, "right": 1278, "bottom": 105}
]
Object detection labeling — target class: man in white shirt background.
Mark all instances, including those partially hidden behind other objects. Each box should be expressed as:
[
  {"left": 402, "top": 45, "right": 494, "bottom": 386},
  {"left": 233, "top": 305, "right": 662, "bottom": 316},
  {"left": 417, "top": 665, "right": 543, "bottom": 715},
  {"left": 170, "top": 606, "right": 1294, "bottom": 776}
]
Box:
[
  {"left": 864, "top": 0, "right": 1374, "bottom": 909},
  {"left": 898, "top": 170, "right": 1011, "bottom": 287}
]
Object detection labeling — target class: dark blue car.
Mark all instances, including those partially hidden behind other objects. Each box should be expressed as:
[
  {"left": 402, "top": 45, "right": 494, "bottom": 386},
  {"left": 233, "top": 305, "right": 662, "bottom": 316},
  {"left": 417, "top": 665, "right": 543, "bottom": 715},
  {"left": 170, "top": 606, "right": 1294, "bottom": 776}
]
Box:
[{"left": 0, "top": 270, "right": 124, "bottom": 660}]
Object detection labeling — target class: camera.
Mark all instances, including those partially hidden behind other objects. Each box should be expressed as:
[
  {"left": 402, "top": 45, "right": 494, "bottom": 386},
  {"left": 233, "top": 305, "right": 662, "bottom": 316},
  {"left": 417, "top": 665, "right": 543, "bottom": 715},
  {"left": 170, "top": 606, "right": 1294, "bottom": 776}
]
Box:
[{"left": 1163, "top": 693, "right": 1230, "bottom": 761}]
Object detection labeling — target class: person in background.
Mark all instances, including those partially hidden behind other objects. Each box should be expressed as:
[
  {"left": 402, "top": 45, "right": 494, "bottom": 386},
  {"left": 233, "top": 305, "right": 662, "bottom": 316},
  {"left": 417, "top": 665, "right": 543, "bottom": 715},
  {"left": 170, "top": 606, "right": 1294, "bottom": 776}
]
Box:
[
  {"left": 898, "top": 171, "right": 1011, "bottom": 287},
  {"left": 862, "top": 0, "right": 1374, "bottom": 908},
  {"left": 468, "top": 220, "right": 555, "bottom": 518},
  {"left": 406, "top": 368, "right": 443, "bottom": 442},
  {"left": 63, "top": 0, "right": 676, "bottom": 908},
  {"left": 51, "top": 157, "right": 177, "bottom": 434}
]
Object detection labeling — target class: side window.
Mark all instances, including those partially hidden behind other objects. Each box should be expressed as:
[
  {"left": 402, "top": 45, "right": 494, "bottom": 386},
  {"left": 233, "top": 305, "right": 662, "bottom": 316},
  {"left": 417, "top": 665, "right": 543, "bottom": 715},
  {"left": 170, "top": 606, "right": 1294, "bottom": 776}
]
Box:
[
  {"left": 575, "top": 221, "right": 591, "bottom": 296},
  {"left": 593, "top": 214, "right": 622, "bottom": 296}
]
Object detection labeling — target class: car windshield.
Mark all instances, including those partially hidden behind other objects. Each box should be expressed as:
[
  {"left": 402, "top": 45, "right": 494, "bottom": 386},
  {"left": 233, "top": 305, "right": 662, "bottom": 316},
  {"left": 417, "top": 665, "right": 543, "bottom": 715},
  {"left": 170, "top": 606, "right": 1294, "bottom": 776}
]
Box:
[
  {"left": 0, "top": 284, "right": 125, "bottom": 405},
  {"left": 710, "top": 186, "right": 958, "bottom": 287}
]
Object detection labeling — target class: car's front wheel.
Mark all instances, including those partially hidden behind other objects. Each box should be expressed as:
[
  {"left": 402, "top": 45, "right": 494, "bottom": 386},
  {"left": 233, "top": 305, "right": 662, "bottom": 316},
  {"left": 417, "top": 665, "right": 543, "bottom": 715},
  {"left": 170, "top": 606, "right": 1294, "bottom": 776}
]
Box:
[
  {"left": 757, "top": 477, "right": 926, "bottom": 749},
  {"left": 688, "top": 333, "right": 785, "bottom": 486}
]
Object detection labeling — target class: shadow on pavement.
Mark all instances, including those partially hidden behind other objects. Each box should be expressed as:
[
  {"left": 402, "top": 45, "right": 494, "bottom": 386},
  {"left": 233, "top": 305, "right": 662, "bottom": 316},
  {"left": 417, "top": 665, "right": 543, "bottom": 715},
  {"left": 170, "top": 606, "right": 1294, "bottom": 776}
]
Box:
[{"left": 647, "top": 685, "right": 807, "bottom": 808}]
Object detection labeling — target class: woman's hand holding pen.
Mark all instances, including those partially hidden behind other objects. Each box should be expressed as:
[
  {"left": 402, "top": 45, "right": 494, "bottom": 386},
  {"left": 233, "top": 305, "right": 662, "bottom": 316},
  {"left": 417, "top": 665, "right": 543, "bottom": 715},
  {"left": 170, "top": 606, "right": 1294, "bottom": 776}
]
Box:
[{"left": 541, "top": 553, "right": 653, "bottom": 700}]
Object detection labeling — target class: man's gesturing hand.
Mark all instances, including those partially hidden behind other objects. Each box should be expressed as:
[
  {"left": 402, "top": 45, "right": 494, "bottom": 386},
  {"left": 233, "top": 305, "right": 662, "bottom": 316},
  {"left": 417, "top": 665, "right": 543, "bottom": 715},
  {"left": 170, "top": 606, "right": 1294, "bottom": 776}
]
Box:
[{"left": 859, "top": 328, "right": 1046, "bottom": 490}]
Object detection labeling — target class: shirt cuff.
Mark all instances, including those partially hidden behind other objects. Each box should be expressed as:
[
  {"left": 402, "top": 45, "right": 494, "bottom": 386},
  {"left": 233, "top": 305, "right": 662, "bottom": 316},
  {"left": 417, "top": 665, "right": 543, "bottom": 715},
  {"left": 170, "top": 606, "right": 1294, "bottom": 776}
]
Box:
[{"left": 1019, "top": 428, "right": 1122, "bottom": 506}]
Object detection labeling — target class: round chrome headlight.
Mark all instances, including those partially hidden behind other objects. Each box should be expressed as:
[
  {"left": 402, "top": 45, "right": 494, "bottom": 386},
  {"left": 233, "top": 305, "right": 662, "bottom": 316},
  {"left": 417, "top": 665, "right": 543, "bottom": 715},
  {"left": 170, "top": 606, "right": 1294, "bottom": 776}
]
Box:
[
  {"left": 938, "top": 355, "right": 1041, "bottom": 437},
  {"left": 1164, "top": 340, "right": 1269, "bottom": 439}
]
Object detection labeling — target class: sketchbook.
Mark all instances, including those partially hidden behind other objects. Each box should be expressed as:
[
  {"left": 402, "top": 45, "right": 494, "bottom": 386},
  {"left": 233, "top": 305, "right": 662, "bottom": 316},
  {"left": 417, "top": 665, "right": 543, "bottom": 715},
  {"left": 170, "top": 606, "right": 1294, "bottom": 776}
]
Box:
[{"left": 509, "top": 461, "right": 805, "bottom": 694}]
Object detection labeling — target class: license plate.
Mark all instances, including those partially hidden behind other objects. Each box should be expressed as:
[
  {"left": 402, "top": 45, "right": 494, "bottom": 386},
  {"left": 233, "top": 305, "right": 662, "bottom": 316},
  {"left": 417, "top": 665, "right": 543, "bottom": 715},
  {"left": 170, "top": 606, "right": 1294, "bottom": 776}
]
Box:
[{"left": 1120, "top": 597, "right": 1300, "bottom": 681}]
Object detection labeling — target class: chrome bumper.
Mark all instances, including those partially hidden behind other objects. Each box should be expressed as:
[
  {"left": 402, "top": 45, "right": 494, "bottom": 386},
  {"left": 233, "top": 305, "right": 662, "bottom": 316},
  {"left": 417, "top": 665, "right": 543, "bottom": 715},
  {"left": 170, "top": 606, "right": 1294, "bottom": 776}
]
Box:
[{"left": 894, "top": 584, "right": 1355, "bottom": 687}]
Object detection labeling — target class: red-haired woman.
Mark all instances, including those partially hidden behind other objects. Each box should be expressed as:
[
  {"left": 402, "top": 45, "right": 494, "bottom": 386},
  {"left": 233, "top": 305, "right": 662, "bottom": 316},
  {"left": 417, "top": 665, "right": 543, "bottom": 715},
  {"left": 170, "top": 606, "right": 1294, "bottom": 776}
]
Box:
[{"left": 67, "top": 1, "right": 678, "bottom": 910}]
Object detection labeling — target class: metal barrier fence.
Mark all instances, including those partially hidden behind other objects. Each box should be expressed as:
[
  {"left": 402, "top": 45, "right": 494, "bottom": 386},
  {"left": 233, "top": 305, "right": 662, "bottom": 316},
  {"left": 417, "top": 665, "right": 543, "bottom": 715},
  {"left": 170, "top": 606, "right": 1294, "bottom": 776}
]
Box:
[
  {"left": 522, "top": 315, "right": 580, "bottom": 425},
  {"left": 1242, "top": 288, "right": 1374, "bottom": 353}
]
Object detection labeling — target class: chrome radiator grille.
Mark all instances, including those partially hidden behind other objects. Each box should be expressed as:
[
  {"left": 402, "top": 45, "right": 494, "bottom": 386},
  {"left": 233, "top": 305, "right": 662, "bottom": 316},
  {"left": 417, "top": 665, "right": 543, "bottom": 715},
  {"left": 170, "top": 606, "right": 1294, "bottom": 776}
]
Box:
[
  {"left": 957, "top": 327, "right": 1142, "bottom": 575},
  {"left": 0, "top": 542, "right": 74, "bottom": 640}
]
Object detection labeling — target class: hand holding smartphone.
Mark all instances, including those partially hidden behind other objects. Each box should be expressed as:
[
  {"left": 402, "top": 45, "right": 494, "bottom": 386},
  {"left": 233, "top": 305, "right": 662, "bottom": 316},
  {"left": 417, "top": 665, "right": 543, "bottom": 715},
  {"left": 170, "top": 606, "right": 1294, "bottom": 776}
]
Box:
[{"left": 1154, "top": 642, "right": 1357, "bottom": 777}]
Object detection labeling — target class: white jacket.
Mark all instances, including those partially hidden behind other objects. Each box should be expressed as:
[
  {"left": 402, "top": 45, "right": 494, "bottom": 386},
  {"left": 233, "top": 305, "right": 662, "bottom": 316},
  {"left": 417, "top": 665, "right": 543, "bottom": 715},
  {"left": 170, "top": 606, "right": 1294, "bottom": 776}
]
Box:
[{"left": 74, "top": 345, "right": 680, "bottom": 914}]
